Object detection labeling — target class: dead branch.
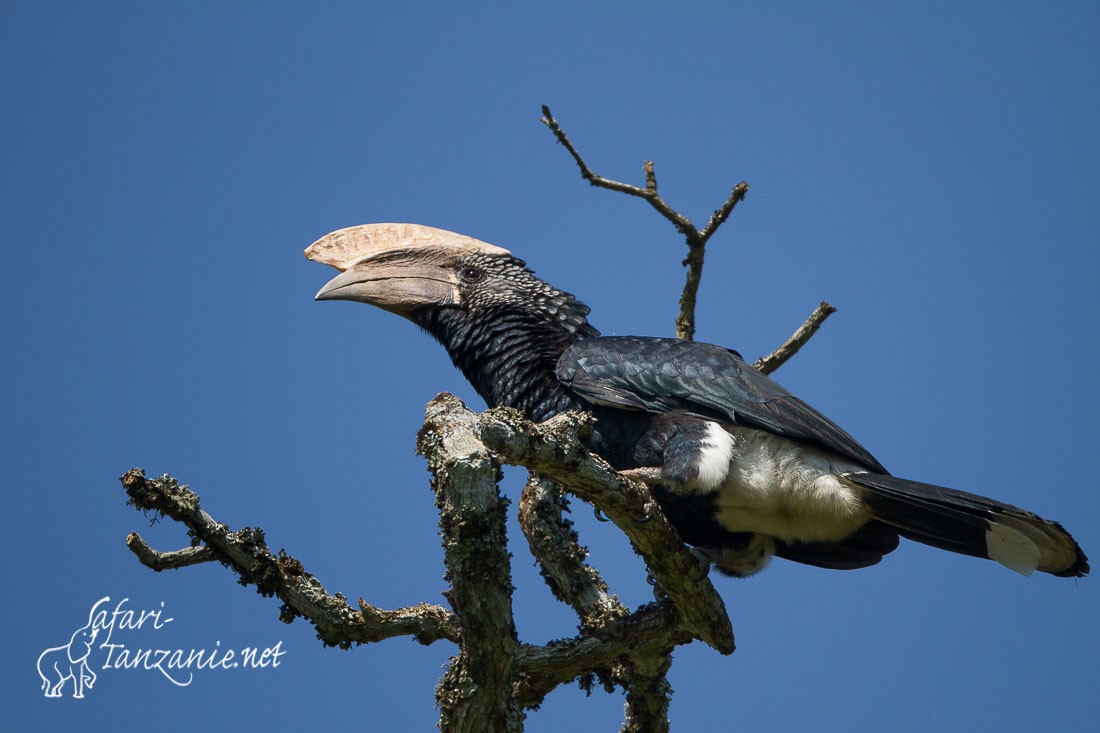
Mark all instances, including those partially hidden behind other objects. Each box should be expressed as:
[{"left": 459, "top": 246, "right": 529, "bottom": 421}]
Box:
[
  {"left": 118, "top": 468, "right": 460, "bottom": 648},
  {"left": 541, "top": 104, "right": 748, "bottom": 341},
  {"left": 513, "top": 601, "right": 692, "bottom": 708},
  {"left": 516, "top": 474, "right": 631, "bottom": 699},
  {"left": 418, "top": 394, "right": 524, "bottom": 733},
  {"left": 753, "top": 301, "right": 837, "bottom": 375},
  {"left": 518, "top": 474, "right": 629, "bottom": 633},
  {"left": 621, "top": 652, "right": 673, "bottom": 733},
  {"left": 519, "top": 567, "right": 674, "bottom": 733},
  {"left": 472, "top": 399, "right": 735, "bottom": 655},
  {"left": 419, "top": 394, "right": 735, "bottom": 715},
  {"left": 120, "top": 397, "right": 719, "bottom": 727},
  {"left": 541, "top": 105, "right": 696, "bottom": 237},
  {"left": 126, "top": 533, "right": 216, "bottom": 570},
  {"left": 519, "top": 476, "right": 627, "bottom": 627}
]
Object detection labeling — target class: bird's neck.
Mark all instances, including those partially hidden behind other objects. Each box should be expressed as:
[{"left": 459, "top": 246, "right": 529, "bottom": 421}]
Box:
[{"left": 415, "top": 306, "right": 598, "bottom": 422}]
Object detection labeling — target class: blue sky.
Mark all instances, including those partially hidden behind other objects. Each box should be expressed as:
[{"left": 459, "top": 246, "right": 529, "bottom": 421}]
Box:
[{"left": 4, "top": 2, "right": 1098, "bottom": 730}]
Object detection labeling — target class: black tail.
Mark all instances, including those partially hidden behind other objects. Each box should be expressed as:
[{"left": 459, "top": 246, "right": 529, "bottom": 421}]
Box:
[{"left": 844, "top": 472, "right": 1088, "bottom": 578}]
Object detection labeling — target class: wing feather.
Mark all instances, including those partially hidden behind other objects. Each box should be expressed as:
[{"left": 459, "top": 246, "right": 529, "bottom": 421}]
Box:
[{"left": 557, "top": 336, "right": 886, "bottom": 472}]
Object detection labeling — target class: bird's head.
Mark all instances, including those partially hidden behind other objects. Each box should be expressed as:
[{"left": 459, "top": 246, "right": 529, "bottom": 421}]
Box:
[
  {"left": 305, "top": 223, "right": 511, "bottom": 316},
  {"left": 306, "top": 223, "right": 595, "bottom": 337}
]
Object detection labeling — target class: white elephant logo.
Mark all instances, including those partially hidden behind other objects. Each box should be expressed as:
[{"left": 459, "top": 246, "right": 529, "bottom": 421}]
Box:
[{"left": 37, "top": 603, "right": 101, "bottom": 699}]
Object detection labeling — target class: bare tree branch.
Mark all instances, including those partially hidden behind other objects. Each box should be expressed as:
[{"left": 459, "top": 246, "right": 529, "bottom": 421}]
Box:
[
  {"left": 540, "top": 105, "right": 695, "bottom": 237},
  {"left": 753, "top": 301, "right": 838, "bottom": 375},
  {"left": 119, "top": 468, "right": 461, "bottom": 648},
  {"left": 121, "top": 400, "right": 721, "bottom": 724},
  {"left": 517, "top": 468, "right": 724, "bottom": 725},
  {"left": 469, "top": 399, "right": 735, "bottom": 655},
  {"left": 418, "top": 396, "right": 524, "bottom": 733},
  {"left": 513, "top": 602, "right": 692, "bottom": 708},
  {"left": 620, "top": 652, "right": 673, "bottom": 733},
  {"left": 541, "top": 104, "right": 749, "bottom": 341},
  {"left": 517, "top": 474, "right": 629, "bottom": 632},
  {"left": 674, "top": 182, "right": 751, "bottom": 342},
  {"left": 516, "top": 474, "right": 633, "bottom": 701},
  {"left": 418, "top": 373, "right": 740, "bottom": 725},
  {"left": 126, "top": 532, "right": 216, "bottom": 570}
]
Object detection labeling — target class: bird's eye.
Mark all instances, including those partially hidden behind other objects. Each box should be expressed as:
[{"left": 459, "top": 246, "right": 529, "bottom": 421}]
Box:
[{"left": 460, "top": 266, "right": 485, "bottom": 283}]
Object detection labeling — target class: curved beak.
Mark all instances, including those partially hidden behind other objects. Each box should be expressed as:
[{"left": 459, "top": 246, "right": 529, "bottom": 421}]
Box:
[
  {"left": 306, "top": 223, "right": 509, "bottom": 317},
  {"left": 313, "top": 250, "right": 461, "bottom": 317}
]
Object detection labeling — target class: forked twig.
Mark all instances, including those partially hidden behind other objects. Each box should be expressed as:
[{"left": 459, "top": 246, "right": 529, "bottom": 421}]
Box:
[
  {"left": 541, "top": 105, "right": 748, "bottom": 341},
  {"left": 753, "top": 301, "right": 837, "bottom": 375}
]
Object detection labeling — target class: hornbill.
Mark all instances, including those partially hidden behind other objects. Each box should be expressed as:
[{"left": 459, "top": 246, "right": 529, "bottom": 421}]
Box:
[{"left": 306, "top": 223, "right": 1088, "bottom": 579}]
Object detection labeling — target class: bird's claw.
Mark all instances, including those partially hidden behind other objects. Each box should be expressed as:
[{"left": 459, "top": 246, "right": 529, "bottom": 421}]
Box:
[
  {"left": 619, "top": 467, "right": 664, "bottom": 485},
  {"left": 688, "top": 547, "right": 713, "bottom": 581},
  {"left": 646, "top": 570, "right": 669, "bottom": 600},
  {"left": 594, "top": 506, "right": 651, "bottom": 524}
]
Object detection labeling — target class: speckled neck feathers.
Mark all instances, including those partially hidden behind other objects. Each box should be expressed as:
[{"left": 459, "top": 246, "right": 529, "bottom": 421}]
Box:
[{"left": 413, "top": 256, "right": 599, "bottom": 422}]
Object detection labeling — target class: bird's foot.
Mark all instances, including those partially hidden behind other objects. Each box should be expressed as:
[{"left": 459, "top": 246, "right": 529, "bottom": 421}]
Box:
[
  {"left": 619, "top": 467, "right": 664, "bottom": 485},
  {"left": 645, "top": 549, "right": 711, "bottom": 597},
  {"left": 688, "top": 547, "right": 714, "bottom": 581},
  {"left": 645, "top": 570, "right": 668, "bottom": 600},
  {"left": 593, "top": 505, "right": 654, "bottom": 524},
  {"left": 620, "top": 469, "right": 662, "bottom": 523}
]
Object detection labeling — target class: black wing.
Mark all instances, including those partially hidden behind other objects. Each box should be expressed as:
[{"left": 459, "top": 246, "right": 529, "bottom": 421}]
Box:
[{"left": 556, "top": 336, "right": 886, "bottom": 473}]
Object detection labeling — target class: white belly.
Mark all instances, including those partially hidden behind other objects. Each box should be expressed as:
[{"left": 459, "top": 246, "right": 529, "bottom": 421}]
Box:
[{"left": 713, "top": 426, "right": 870, "bottom": 542}]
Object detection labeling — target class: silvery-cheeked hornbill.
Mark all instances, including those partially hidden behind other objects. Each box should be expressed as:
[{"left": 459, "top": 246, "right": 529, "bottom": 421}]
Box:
[{"left": 306, "top": 223, "right": 1087, "bottom": 579}]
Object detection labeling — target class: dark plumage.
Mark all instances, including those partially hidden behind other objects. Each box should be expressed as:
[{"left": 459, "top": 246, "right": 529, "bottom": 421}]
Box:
[{"left": 307, "top": 223, "right": 1088, "bottom": 579}]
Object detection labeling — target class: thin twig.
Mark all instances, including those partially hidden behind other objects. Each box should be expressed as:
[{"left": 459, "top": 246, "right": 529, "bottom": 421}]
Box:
[
  {"left": 644, "top": 160, "right": 657, "bottom": 193},
  {"left": 699, "top": 182, "right": 750, "bottom": 244},
  {"left": 126, "top": 533, "right": 215, "bottom": 570},
  {"left": 540, "top": 105, "right": 695, "bottom": 237},
  {"left": 674, "top": 181, "right": 750, "bottom": 341},
  {"left": 753, "top": 301, "right": 838, "bottom": 375},
  {"left": 541, "top": 105, "right": 749, "bottom": 341}
]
